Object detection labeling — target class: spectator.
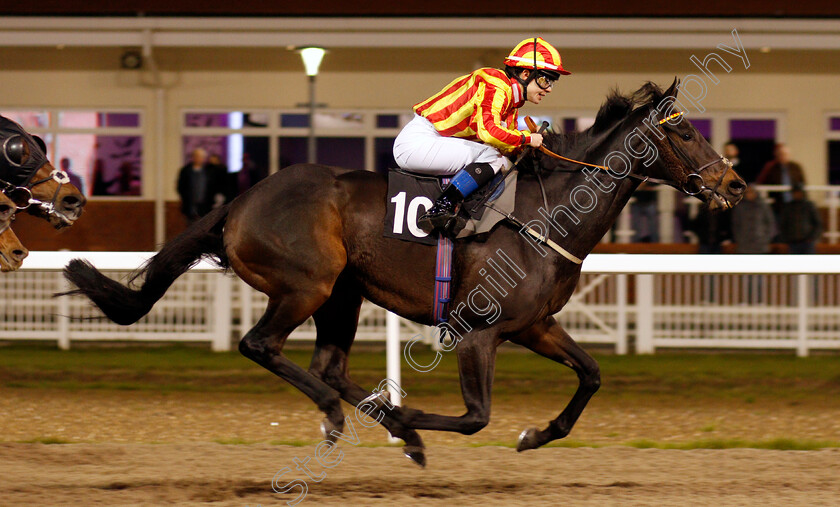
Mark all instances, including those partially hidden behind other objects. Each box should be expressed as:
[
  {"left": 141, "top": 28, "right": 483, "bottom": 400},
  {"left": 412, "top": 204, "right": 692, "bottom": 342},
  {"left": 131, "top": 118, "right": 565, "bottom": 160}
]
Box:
[
  {"left": 59, "top": 157, "right": 86, "bottom": 195},
  {"left": 731, "top": 184, "right": 776, "bottom": 254},
  {"left": 755, "top": 143, "right": 806, "bottom": 216},
  {"left": 177, "top": 148, "right": 226, "bottom": 225},
  {"left": 113, "top": 161, "right": 141, "bottom": 196},
  {"left": 777, "top": 183, "right": 823, "bottom": 254},
  {"left": 723, "top": 142, "right": 742, "bottom": 174},
  {"left": 91, "top": 158, "right": 112, "bottom": 196},
  {"left": 631, "top": 182, "right": 659, "bottom": 243},
  {"left": 207, "top": 153, "right": 235, "bottom": 203},
  {"left": 688, "top": 205, "right": 732, "bottom": 254}
]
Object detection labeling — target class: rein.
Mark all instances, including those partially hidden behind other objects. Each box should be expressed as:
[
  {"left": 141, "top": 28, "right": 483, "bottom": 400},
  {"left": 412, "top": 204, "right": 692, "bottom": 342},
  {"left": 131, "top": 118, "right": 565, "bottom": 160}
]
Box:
[{"left": 526, "top": 113, "right": 733, "bottom": 207}]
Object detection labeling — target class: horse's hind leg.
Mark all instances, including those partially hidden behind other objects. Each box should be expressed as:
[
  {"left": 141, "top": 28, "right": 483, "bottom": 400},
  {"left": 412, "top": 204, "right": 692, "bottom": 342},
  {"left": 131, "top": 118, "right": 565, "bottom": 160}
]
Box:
[
  {"left": 308, "top": 279, "right": 426, "bottom": 464},
  {"left": 239, "top": 296, "right": 344, "bottom": 432},
  {"left": 509, "top": 317, "right": 601, "bottom": 451}
]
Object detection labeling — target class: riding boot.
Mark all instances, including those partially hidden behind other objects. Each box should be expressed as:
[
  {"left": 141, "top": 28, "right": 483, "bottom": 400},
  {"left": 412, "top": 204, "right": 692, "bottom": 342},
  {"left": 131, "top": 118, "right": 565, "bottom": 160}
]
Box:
[{"left": 418, "top": 162, "right": 496, "bottom": 235}]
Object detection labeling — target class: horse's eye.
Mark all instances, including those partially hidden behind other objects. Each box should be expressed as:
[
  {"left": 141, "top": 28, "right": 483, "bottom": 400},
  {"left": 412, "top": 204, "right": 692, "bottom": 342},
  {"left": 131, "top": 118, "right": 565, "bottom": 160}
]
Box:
[{"left": 681, "top": 133, "right": 692, "bottom": 141}]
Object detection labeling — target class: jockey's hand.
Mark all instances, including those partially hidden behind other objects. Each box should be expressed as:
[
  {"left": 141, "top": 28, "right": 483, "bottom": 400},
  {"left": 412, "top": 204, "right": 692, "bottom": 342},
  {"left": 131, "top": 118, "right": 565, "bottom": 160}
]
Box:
[{"left": 529, "top": 133, "right": 544, "bottom": 148}]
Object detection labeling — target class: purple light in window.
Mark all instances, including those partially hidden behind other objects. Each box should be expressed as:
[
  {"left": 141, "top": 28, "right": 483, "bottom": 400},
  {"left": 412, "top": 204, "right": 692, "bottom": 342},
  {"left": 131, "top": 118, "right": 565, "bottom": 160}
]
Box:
[
  {"left": 185, "top": 113, "right": 229, "bottom": 128},
  {"left": 105, "top": 113, "right": 140, "bottom": 127},
  {"left": 830, "top": 117, "right": 840, "bottom": 131},
  {"left": 690, "top": 118, "right": 712, "bottom": 140},
  {"left": 729, "top": 119, "right": 776, "bottom": 140},
  {"left": 376, "top": 115, "right": 399, "bottom": 129}
]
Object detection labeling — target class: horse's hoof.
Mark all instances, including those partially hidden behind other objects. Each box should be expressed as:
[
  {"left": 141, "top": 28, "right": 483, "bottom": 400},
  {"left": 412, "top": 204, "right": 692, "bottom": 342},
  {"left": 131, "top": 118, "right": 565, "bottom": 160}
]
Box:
[
  {"left": 403, "top": 445, "right": 426, "bottom": 468},
  {"left": 516, "top": 427, "right": 541, "bottom": 452},
  {"left": 320, "top": 418, "right": 342, "bottom": 443}
]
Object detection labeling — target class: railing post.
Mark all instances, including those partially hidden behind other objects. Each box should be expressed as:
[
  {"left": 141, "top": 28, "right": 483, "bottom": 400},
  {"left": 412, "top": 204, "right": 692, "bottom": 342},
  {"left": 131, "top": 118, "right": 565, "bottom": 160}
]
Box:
[
  {"left": 57, "top": 274, "right": 71, "bottom": 350},
  {"left": 212, "top": 273, "right": 232, "bottom": 352},
  {"left": 827, "top": 188, "right": 839, "bottom": 244},
  {"left": 238, "top": 278, "right": 253, "bottom": 340},
  {"left": 614, "top": 199, "right": 635, "bottom": 243},
  {"left": 797, "top": 274, "right": 809, "bottom": 357},
  {"left": 635, "top": 274, "right": 655, "bottom": 354},
  {"left": 385, "top": 311, "right": 402, "bottom": 444},
  {"left": 658, "top": 186, "right": 674, "bottom": 243},
  {"left": 615, "top": 274, "right": 628, "bottom": 355}
]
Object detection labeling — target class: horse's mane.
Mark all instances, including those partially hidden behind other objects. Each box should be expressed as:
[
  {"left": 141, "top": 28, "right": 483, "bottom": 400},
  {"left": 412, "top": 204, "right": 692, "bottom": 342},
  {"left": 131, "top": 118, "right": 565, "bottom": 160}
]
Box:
[{"left": 546, "top": 81, "right": 666, "bottom": 154}]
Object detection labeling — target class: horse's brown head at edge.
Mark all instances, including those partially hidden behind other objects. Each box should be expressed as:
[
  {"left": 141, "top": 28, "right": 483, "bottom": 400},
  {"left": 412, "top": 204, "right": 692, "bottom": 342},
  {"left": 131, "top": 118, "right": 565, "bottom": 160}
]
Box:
[
  {"left": 0, "top": 193, "right": 28, "bottom": 272},
  {"left": 0, "top": 115, "right": 86, "bottom": 229},
  {"left": 538, "top": 78, "right": 746, "bottom": 212}
]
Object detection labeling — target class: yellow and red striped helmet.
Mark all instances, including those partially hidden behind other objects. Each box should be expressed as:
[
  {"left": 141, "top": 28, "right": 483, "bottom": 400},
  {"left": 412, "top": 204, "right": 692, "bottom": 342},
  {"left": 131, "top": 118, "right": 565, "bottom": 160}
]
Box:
[{"left": 504, "top": 37, "right": 570, "bottom": 76}]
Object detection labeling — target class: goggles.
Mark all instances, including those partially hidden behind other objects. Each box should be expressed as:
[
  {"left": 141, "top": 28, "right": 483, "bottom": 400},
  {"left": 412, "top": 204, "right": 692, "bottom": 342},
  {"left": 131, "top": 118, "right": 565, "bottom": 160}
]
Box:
[{"left": 534, "top": 71, "right": 559, "bottom": 91}]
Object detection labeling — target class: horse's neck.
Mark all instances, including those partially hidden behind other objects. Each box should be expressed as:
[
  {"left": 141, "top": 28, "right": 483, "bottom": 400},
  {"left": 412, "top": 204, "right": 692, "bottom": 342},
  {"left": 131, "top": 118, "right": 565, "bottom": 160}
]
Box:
[{"left": 520, "top": 142, "right": 644, "bottom": 258}]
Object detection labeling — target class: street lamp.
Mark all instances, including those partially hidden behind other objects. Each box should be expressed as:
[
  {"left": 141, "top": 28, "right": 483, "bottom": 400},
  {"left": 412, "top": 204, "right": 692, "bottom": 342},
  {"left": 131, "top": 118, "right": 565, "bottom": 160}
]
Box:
[{"left": 299, "top": 47, "right": 325, "bottom": 164}]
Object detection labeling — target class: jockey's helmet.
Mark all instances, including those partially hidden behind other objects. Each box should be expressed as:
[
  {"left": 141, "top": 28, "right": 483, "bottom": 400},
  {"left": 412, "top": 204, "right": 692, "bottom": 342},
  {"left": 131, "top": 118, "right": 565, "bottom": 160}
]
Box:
[{"left": 504, "top": 37, "right": 570, "bottom": 91}]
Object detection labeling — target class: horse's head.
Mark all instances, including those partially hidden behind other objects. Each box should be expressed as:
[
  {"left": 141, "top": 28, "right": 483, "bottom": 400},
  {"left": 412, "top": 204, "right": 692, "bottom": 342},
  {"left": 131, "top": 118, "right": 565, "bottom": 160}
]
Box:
[
  {"left": 637, "top": 79, "right": 746, "bottom": 210},
  {"left": 0, "top": 193, "right": 27, "bottom": 272},
  {"left": 1, "top": 116, "right": 86, "bottom": 228}
]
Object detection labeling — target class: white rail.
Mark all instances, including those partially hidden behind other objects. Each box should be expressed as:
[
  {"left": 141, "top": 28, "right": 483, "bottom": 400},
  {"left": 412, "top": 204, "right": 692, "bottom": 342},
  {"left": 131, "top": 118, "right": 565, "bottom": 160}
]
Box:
[{"left": 2, "top": 253, "right": 839, "bottom": 359}]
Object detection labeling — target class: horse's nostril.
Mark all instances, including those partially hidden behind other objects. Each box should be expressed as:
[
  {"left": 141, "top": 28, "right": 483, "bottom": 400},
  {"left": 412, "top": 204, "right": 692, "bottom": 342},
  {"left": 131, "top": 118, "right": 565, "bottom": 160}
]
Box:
[
  {"left": 729, "top": 180, "right": 746, "bottom": 194},
  {"left": 62, "top": 196, "right": 81, "bottom": 207},
  {"left": 13, "top": 248, "right": 28, "bottom": 261}
]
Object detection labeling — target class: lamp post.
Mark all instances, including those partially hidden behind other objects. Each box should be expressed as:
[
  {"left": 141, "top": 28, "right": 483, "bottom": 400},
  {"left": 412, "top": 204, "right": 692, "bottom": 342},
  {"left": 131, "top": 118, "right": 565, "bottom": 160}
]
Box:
[{"left": 299, "top": 47, "right": 325, "bottom": 164}]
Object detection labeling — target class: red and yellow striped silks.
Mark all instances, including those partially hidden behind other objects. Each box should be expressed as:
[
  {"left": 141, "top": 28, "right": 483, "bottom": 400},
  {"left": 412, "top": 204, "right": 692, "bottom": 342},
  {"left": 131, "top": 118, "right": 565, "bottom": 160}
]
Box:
[{"left": 413, "top": 68, "right": 528, "bottom": 154}]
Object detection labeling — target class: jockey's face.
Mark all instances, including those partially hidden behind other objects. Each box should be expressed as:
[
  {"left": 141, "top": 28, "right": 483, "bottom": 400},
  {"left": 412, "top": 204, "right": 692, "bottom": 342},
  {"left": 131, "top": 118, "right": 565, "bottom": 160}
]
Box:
[{"left": 520, "top": 69, "right": 552, "bottom": 105}]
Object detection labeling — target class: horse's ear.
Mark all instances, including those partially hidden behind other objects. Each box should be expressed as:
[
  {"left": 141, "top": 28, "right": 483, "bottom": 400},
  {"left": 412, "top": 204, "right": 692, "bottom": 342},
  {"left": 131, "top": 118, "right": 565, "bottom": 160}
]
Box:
[{"left": 664, "top": 77, "right": 680, "bottom": 99}]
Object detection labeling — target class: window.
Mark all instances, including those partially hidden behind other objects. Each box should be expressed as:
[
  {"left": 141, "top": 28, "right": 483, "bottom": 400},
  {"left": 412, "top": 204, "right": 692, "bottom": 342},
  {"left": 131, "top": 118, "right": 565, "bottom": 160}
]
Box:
[
  {"left": 827, "top": 116, "right": 840, "bottom": 185},
  {"left": 182, "top": 109, "right": 579, "bottom": 182},
  {"left": 0, "top": 109, "right": 144, "bottom": 197},
  {"left": 727, "top": 118, "right": 778, "bottom": 182}
]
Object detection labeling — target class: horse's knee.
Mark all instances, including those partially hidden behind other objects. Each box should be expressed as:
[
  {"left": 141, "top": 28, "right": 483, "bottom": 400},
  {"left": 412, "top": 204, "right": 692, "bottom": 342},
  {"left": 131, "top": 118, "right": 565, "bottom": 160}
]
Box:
[
  {"left": 581, "top": 364, "right": 601, "bottom": 393},
  {"left": 239, "top": 333, "right": 271, "bottom": 361},
  {"left": 461, "top": 411, "right": 490, "bottom": 435},
  {"left": 238, "top": 335, "right": 258, "bottom": 358}
]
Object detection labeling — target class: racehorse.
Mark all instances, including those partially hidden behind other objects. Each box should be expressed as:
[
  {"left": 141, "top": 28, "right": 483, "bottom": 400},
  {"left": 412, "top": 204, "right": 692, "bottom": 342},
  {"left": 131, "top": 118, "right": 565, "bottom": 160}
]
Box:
[
  {"left": 64, "top": 80, "right": 745, "bottom": 466},
  {"left": 1, "top": 115, "right": 86, "bottom": 228},
  {"left": 0, "top": 193, "right": 28, "bottom": 271}
]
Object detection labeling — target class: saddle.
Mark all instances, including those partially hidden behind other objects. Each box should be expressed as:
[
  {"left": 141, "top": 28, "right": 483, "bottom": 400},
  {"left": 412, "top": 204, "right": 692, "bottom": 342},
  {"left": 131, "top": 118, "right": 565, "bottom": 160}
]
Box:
[{"left": 384, "top": 169, "right": 517, "bottom": 245}]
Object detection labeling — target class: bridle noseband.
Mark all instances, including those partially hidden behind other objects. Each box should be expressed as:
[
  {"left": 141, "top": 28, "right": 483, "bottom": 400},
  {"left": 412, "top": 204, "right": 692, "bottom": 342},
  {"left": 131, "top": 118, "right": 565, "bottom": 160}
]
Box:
[{"left": 652, "top": 112, "right": 732, "bottom": 207}]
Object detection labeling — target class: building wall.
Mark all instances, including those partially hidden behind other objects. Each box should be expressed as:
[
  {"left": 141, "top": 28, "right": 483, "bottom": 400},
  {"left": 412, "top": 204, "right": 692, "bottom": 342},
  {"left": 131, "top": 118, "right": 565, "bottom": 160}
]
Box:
[{"left": 4, "top": 62, "right": 839, "bottom": 201}]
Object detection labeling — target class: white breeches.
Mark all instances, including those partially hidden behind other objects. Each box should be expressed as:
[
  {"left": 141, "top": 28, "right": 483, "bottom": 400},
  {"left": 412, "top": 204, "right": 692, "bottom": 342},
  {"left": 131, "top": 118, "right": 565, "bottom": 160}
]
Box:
[{"left": 393, "top": 114, "right": 507, "bottom": 176}]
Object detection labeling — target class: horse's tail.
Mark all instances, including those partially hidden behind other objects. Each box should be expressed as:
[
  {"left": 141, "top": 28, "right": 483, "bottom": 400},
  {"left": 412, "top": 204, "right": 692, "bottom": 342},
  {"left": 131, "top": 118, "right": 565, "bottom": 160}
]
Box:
[{"left": 63, "top": 204, "right": 230, "bottom": 325}]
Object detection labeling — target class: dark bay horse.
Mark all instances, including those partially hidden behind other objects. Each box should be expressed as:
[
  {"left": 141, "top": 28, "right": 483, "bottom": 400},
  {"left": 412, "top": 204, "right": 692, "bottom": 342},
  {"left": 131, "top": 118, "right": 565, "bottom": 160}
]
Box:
[
  {"left": 64, "top": 80, "right": 745, "bottom": 466},
  {"left": 1, "top": 115, "right": 86, "bottom": 228}
]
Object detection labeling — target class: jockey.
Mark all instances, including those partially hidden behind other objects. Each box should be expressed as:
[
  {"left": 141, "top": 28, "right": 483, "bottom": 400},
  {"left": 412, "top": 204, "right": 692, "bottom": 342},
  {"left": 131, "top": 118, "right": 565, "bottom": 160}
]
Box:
[{"left": 393, "top": 37, "right": 570, "bottom": 234}]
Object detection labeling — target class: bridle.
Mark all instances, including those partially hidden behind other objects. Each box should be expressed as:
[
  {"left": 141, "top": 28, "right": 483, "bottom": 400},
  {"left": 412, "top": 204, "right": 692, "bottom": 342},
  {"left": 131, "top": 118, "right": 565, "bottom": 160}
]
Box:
[{"left": 528, "top": 112, "right": 735, "bottom": 208}]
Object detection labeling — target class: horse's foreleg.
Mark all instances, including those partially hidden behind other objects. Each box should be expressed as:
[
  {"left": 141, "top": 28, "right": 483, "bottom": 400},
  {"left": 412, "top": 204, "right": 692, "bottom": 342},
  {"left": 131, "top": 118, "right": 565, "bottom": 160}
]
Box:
[
  {"left": 398, "top": 332, "right": 498, "bottom": 435},
  {"left": 309, "top": 284, "right": 426, "bottom": 465},
  {"left": 509, "top": 317, "right": 601, "bottom": 451},
  {"left": 239, "top": 298, "right": 345, "bottom": 433}
]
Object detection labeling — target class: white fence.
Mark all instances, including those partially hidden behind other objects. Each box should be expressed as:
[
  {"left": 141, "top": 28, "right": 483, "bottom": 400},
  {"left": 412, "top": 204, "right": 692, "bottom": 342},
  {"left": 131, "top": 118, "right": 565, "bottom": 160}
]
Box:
[{"left": 2, "top": 252, "right": 840, "bottom": 357}]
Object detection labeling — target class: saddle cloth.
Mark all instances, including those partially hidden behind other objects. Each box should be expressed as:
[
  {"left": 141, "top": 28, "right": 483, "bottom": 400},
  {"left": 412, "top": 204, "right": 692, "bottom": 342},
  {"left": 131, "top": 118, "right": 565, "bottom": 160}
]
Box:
[{"left": 383, "top": 169, "right": 518, "bottom": 245}]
